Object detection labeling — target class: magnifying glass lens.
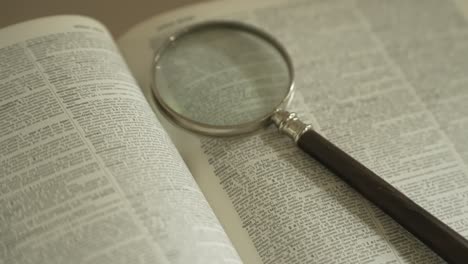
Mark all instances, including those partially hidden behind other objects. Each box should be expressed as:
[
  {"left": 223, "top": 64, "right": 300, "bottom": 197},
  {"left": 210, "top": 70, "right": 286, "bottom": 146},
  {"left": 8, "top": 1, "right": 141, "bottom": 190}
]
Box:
[{"left": 154, "top": 26, "right": 291, "bottom": 127}]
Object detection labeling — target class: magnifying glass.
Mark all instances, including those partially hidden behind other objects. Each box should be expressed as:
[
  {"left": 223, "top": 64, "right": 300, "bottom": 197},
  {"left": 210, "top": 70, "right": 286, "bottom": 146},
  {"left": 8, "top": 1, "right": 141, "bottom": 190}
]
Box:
[{"left": 151, "top": 21, "right": 468, "bottom": 263}]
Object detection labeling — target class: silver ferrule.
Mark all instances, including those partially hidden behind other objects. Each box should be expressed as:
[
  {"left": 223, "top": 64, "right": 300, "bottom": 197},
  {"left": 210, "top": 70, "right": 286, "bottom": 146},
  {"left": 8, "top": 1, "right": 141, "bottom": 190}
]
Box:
[{"left": 271, "top": 110, "right": 312, "bottom": 143}]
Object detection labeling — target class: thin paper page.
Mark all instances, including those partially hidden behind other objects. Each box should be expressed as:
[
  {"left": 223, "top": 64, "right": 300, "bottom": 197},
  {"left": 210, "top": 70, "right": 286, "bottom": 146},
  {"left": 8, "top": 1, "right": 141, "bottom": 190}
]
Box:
[
  {"left": 118, "top": 2, "right": 280, "bottom": 263},
  {"left": 0, "top": 16, "right": 241, "bottom": 264},
  {"left": 118, "top": 0, "right": 468, "bottom": 263}
]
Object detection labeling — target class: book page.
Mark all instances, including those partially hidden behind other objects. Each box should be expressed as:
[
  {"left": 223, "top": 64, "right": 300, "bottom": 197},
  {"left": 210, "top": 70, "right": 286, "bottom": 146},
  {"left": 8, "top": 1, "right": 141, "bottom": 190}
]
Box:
[
  {"left": 118, "top": 0, "right": 468, "bottom": 263},
  {"left": 0, "top": 16, "right": 241, "bottom": 264}
]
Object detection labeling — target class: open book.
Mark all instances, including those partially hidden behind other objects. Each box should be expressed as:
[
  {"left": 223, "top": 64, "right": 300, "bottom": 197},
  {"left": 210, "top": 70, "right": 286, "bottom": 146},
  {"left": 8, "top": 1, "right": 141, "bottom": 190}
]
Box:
[{"left": 2, "top": 0, "right": 468, "bottom": 263}]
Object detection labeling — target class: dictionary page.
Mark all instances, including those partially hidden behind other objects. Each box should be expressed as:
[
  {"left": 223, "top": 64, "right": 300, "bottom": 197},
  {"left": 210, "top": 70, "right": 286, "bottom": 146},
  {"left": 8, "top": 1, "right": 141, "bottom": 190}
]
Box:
[
  {"left": 118, "top": 0, "right": 468, "bottom": 263},
  {"left": 0, "top": 16, "right": 241, "bottom": 264}
]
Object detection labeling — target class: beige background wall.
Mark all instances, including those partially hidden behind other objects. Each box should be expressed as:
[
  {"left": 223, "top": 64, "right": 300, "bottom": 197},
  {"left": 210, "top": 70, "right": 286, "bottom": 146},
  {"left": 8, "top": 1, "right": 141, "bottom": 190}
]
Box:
[{"left": 1, "top": 0, "right": 206, "bottom": 37}]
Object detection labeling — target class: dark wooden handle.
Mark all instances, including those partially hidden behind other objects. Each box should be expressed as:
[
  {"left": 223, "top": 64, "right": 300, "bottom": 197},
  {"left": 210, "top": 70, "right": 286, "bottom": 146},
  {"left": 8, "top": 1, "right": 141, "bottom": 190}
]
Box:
[{"left": 297, "top": 129, "right": 468, "bottom": 264}]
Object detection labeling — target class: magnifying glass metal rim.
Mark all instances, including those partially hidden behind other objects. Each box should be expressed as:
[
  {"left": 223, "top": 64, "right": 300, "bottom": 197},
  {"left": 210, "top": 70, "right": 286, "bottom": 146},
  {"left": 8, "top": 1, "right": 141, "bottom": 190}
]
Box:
[{"left": 151, "top": 20, "right": 295, "bottom": 136}]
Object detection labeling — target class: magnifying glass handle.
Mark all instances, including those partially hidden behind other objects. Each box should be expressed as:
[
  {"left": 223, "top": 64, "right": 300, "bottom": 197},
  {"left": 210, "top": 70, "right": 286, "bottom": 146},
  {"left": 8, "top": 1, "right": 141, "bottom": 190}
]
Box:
[{"left": 272, "top": 110, "right": 468, "bottom": 264}]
